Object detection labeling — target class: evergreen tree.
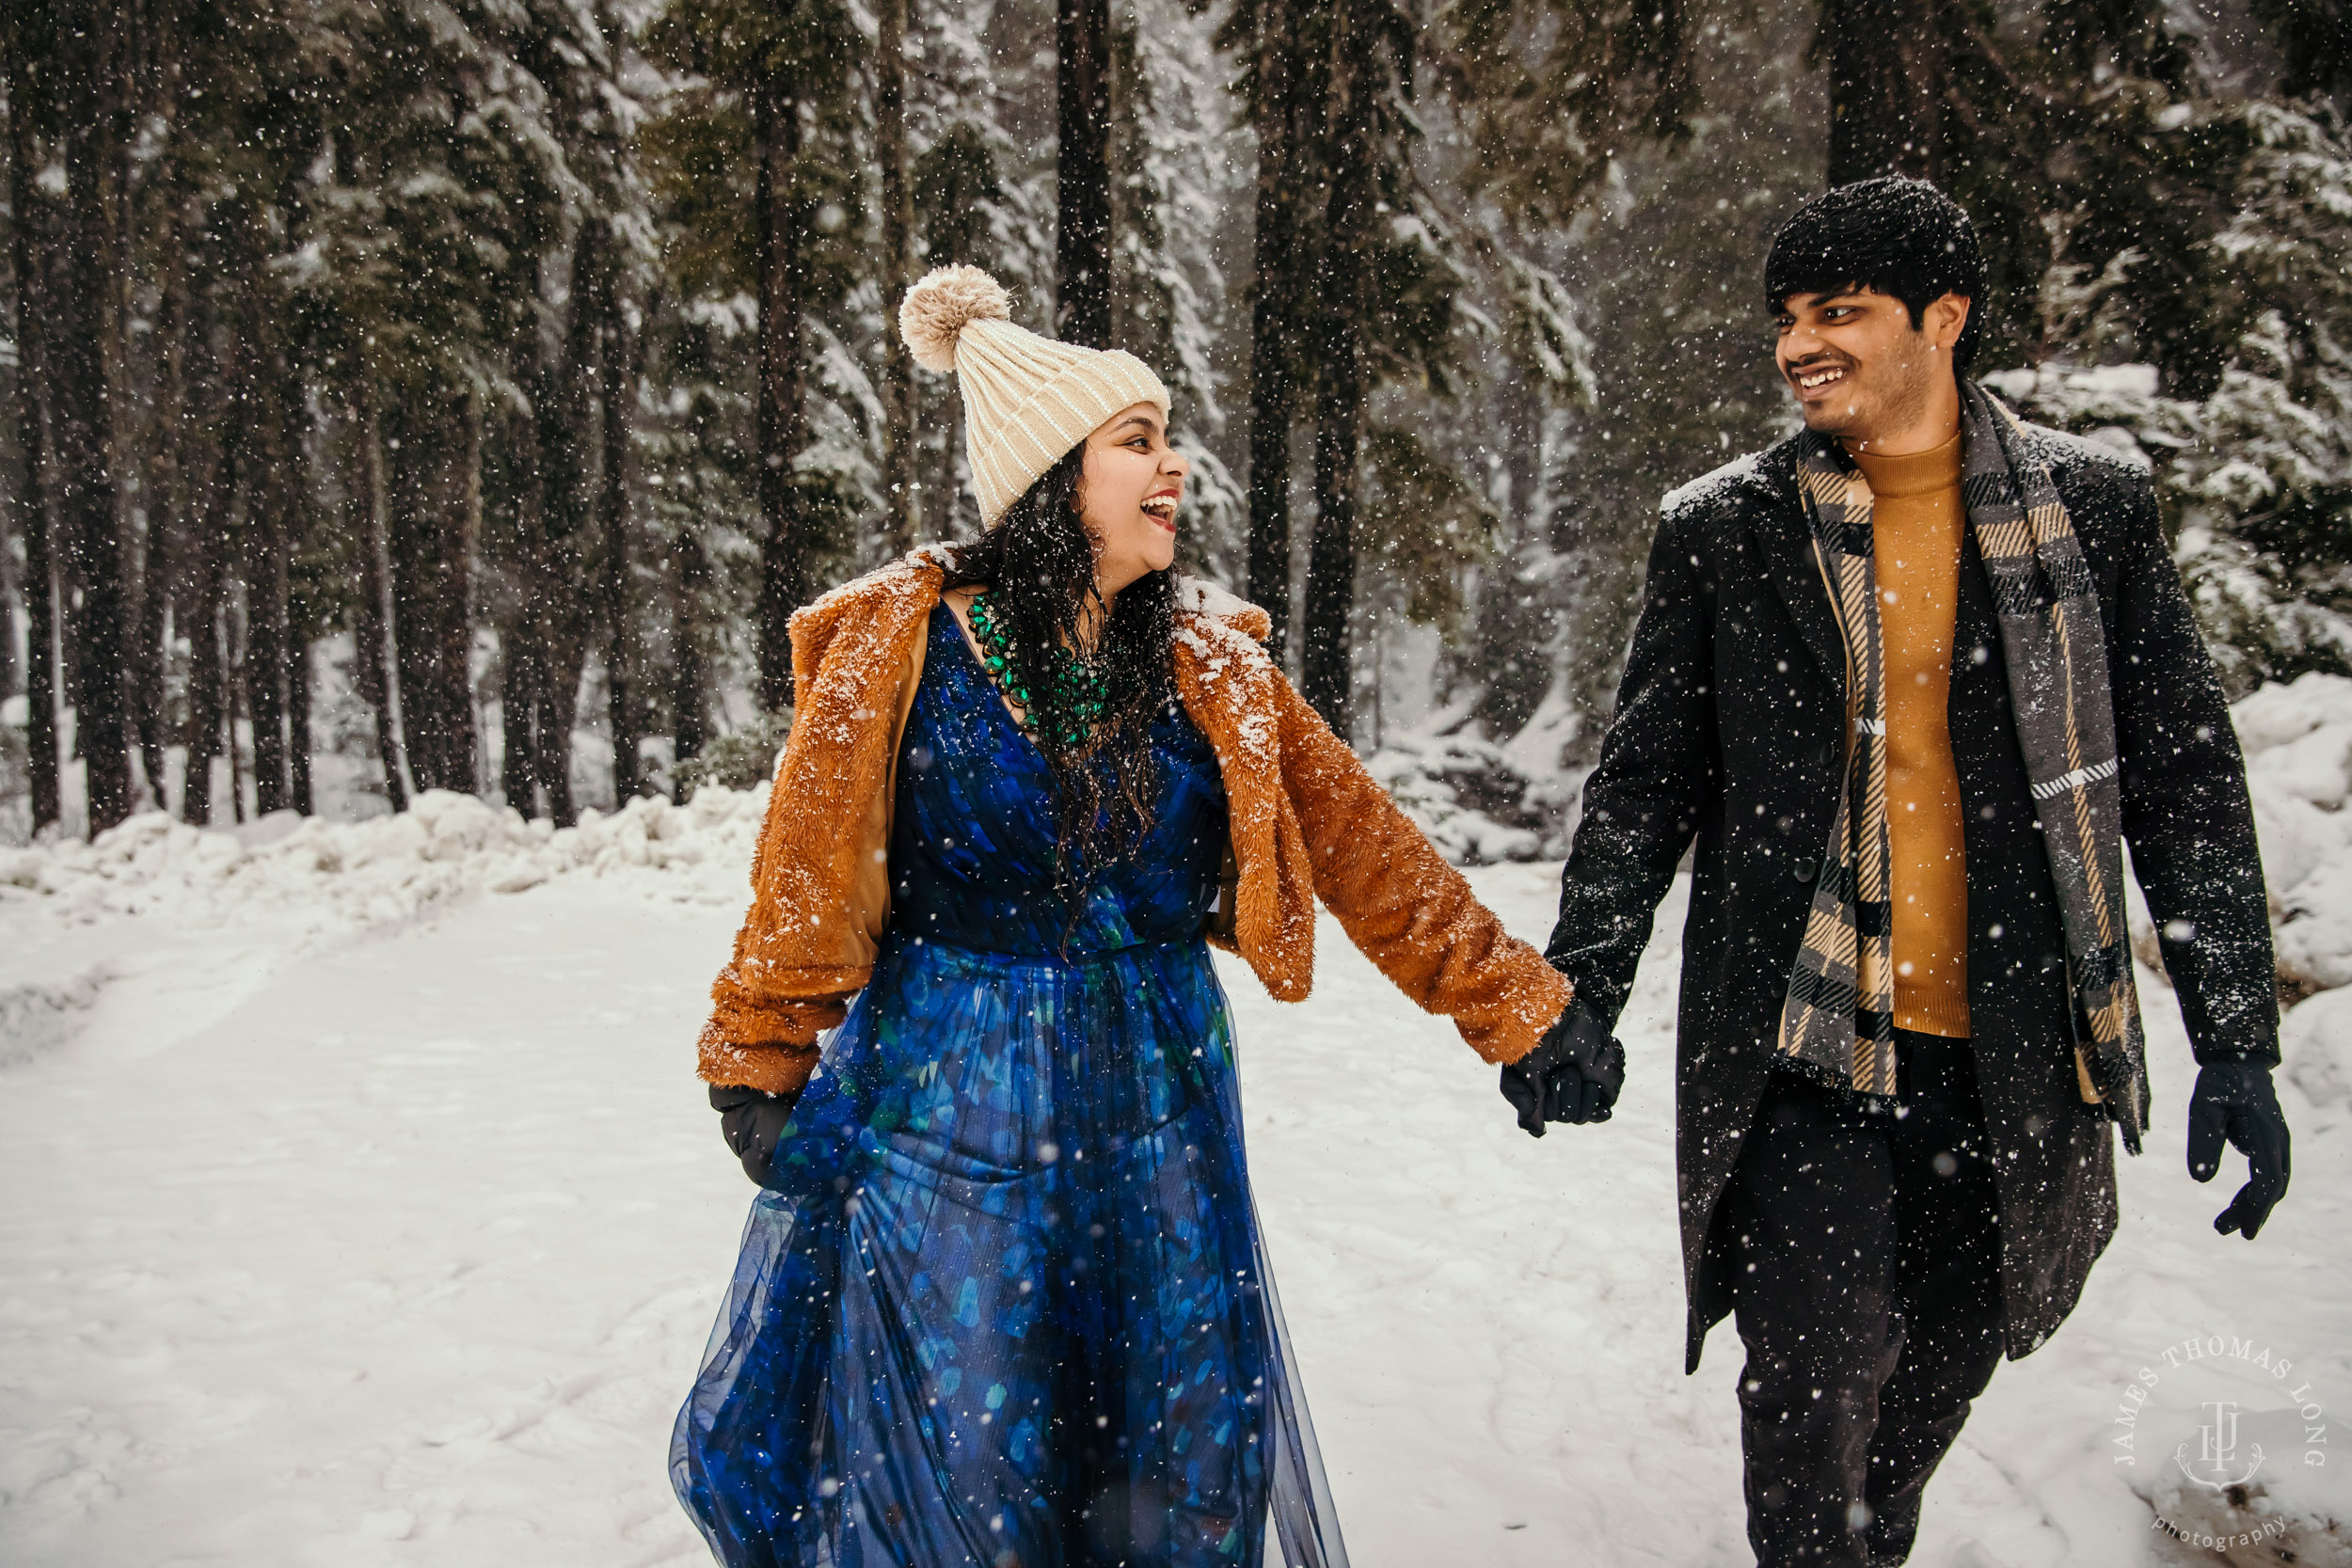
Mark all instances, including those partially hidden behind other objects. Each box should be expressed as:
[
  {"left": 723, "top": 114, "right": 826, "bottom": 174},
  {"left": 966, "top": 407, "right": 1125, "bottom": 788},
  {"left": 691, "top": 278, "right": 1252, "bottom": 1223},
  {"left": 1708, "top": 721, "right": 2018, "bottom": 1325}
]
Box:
[
  {"left": 650, "top": 0, "right": 860, "bottom": 712},
  {"left": 1222, "top": 0, "right": 1322, "bottom": 655},
  {"left": 0, "top": 0, "right": 2343, "bottom": 845},
  {"left": 1107, "top": 0, "right": 1247, "bottom": 584},
  {"left": 874, "top": 0, "right": 916, "bottom": 555},
  {"left": 1057, "top": 0, "right": 1113, "bottom": 345},
  {"left": 41, "top": 0, "right": 134, "bottom": 829},
  {"left": 3, "top": 29, "right": 61, "bottom": 833}
]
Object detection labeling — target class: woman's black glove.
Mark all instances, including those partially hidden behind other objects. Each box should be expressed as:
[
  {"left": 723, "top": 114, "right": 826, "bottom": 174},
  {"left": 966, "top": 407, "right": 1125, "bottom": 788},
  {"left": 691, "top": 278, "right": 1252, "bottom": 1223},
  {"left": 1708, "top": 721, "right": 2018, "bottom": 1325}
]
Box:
[
  {"left": 1501, "top": 998, "right": 1626, "bottom": 1137},
  {"left": 2187, "top": 1060, "right": 2291, "bottom": 1240},
  {"left": 710, "top": 1084, "right": 798, "bottom": 1185}
]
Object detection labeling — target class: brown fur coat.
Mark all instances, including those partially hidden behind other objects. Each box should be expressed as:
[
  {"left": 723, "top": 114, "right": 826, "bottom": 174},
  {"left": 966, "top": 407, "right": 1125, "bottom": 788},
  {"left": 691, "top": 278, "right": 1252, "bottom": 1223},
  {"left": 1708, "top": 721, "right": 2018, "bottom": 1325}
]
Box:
[{"left": 698, "top": 554, "right": 1572, "bottom": 1096}]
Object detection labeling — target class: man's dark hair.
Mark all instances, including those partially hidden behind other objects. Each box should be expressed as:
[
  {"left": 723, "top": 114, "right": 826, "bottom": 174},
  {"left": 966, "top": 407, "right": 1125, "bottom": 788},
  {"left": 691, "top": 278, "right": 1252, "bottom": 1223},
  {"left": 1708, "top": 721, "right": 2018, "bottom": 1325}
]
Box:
[{"left": 1764, "top": 177, "right": 1987, "bottom": 374}]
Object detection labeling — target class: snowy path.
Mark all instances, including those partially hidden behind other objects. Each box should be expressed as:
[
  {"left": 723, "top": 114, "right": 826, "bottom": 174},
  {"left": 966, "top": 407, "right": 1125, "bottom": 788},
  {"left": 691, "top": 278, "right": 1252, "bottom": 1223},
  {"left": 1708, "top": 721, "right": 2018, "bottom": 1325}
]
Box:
[{"left": 2, "top": 863, "right": 2346, "bottom": 1566}]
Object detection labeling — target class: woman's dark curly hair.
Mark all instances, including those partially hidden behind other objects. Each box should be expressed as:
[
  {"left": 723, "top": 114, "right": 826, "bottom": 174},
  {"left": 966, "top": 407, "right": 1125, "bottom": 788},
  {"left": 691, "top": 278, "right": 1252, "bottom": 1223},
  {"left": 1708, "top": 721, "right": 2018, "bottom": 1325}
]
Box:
[{"left": 941, "top": 441, "right": 1178, "bottom": 906}]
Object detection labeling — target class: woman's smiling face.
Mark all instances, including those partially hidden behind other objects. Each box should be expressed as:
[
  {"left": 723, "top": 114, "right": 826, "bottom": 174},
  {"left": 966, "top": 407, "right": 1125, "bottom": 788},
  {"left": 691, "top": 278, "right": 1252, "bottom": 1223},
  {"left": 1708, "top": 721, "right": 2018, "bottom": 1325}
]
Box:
[{"left": 1077, "top": 403, "right": 1188, "bottom": 599}]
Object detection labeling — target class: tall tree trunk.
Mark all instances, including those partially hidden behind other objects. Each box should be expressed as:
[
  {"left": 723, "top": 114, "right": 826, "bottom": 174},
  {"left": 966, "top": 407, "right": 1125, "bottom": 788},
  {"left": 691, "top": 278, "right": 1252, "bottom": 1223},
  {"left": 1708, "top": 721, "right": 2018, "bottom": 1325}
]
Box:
[
  {"left": 1245, "top": 0, "right": 1303, "bottom": 657},
  {"left": 1301, "top": 354, "right": 1365, "bottom": 733},
  {"left": 452, "top": 399, "right": 483, "bottom": 792},
  {"left": 178, "top": 277, "right": 230, "bottom": 827},
  {"left": 499, "top": 492, "right": 548, "bottom": 818},
  {"left": 1300, "top": 8, "right": 1378, "bottom": 736},
  {"left": 384, "top": 385, "right": 475, "bottom": 794},
  {"left": 1824, "top": 0, "right": 1947, "bottom": 185},
  {"left": 231, "top": 231, "right": 293, "bottom": 816},
  {"left": 534, "top": 244, "right": 595, "bottom": 826},
  {"left": 8, "top": 79, "right": 60, "bottom": 833},
  {"left": 135, "top": 228, "right": 185, "bottom": 811},
  {"left": 45, "top": 218, "right": 85, "bottom": 739},
  {"left": 181, "top": 532, "right": 221, "bottom": 825},
  {"left": 50, "top": 0, "right": 133, "bottom": 832},
  {"left": 540, "top": 613, "right": 583, "bottom": 820},
  {"left": 500, "top": 629, "right": 535, "bottom": 811},
  {"left": 1056, "top": 0, "right": 1113, "bottom": 347},
  {"left": 348, "top": 376, "right": 408, "bottom": 812},
  {"left": 596, "top": 233, "right": 642, "bottom": 802},
  {"left": 261, "top": 166, "right": 321, "bottom": 816},
  {"left": 288, "top": 631, "right": 313, "bottom": 815},
  {"left": 18, "top": 455, "right": 59, "bottom": 833},
  {"left": 227, "top": 589, "right": 246, "bottom": 822},
  {"left": 241, "top": 467, "right": 293, "bottom": 814},
  {"left": 131, "top": 0, "right": 183, "bottom": 813},
  {"left": 386, "top": 409, "right": 443, "bottom": 792},
  {"left": 671, "top": 524, "right": 708, "bottom": 801},
  {"left": 1472, "top": 374, "right": 1555, "bottom": 742},
  {"left": 131, "top": 502, "right": 168, "bottom": 809},
  {"left": 0, "top": 469, "right": 15, "bottom": 703},
  {"left": 876, "top": 0, "right": 916, "bottom": 556},
  {"left": 110, "top": 8, "right": 163, "bottom": 815},
  {"left": 498, "top": 338, "right": 545, "bottom": 816},
  {"left": 753, "top": 83, "right": 810, "bottom": 711}
]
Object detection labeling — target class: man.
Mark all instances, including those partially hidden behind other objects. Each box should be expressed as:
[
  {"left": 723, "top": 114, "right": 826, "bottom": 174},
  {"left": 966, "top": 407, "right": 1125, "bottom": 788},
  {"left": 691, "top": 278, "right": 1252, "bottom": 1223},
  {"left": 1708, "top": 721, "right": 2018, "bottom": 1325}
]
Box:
[{"left": 1502, "top": 179, "right": 2292, "bottom": 1566}]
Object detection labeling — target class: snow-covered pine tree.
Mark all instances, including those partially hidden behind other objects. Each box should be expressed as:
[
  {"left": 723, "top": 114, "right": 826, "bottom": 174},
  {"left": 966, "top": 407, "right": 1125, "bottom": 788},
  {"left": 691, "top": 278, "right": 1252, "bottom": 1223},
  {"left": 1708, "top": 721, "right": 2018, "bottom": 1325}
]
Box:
[
  {"left": 1299, "top": 0, "right": 1436, "bottom": 733},
  {"left": 874, "top": 0, "right": 918, "bottom": 558},
  {"left": 1994, "top": 97, "right": 2352, "bottom": 689},
  {"left": 645, "top": 0, "right": 863, "bottom": 712},
  {"left": 899, "top": 0, "right": 1055, "bottom": 545},
  {"left": 1217, "top": 0, "right": 1321, "bottom": 654},
  {"left": 6, "top": 24, "right": 63, "bottom": 834},
  {"left": 282, "top": 1, "right": 584, "bottom": 800},
  {"left": 1427, "top": 0, "right": 1690, "bottom": 751},
  {"left": 13, "top": 0, "right": 134, "bottom": 830},
  {"left": 1106, "top": 0, "right": 1248, "bottom": 587}
]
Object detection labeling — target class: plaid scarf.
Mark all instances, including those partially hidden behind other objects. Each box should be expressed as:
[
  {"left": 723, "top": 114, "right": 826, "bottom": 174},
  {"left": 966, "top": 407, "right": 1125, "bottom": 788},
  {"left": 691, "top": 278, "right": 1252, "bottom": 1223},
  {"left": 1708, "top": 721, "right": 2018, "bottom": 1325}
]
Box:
[{"left": 1776, "top": 380, "right": 2151, "bottom": 1151}]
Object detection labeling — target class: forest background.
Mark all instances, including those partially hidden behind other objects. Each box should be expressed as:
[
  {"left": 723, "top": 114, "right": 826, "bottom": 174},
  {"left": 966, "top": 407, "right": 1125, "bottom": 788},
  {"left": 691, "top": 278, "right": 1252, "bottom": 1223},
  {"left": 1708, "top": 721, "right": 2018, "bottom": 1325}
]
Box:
[{"left": 0, "top": 0, "right": 2345, "bottom": 847}]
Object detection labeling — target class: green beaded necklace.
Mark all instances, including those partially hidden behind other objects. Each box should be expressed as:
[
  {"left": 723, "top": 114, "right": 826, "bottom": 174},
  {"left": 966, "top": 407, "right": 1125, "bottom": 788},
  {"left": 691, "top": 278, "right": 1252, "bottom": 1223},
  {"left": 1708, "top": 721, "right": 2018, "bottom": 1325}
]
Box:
[{"left": 967, "top": 590, "right": 1112, "bottom": 751}]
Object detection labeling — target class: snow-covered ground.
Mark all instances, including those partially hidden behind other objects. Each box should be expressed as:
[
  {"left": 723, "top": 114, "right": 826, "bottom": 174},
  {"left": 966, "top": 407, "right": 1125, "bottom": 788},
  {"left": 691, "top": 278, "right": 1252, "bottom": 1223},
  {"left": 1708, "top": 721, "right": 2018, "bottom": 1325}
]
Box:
[{"left": 6, "top": 686, "right": 2352, "bottom": 1565}]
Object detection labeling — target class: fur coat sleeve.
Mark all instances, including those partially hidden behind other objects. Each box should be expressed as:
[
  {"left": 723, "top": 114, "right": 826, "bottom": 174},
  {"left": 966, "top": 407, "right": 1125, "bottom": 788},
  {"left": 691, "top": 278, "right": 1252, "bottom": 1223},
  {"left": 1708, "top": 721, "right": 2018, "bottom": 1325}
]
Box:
[
  {"left": 694, "top": 562, "right": 933, "bottom": 1097},
  {"left": 1168, "top": 580, "right": 1574, "bottom": 1066}
]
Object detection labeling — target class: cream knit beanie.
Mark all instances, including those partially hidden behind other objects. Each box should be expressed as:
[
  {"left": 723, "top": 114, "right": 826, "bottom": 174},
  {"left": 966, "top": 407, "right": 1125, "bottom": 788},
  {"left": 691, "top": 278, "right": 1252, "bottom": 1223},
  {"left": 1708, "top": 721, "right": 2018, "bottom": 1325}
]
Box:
[{"left": 898, "top": 265, "right": 1170, "bottom": 527}]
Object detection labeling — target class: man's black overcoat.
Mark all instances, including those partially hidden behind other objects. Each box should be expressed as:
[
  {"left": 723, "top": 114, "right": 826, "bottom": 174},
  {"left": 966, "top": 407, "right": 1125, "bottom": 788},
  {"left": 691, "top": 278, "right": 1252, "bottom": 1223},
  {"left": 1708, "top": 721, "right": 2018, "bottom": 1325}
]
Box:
[{"left": 1546, "top": 421, "right": 2277, "bottom": 1373}]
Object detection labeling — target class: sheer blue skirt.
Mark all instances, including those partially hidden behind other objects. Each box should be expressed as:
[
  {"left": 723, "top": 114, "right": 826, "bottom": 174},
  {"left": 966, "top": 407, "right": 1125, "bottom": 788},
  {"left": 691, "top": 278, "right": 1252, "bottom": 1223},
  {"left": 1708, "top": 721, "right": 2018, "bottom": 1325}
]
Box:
[{"left": 672, "top": 933, "right": 1349, "bottom": 1568}]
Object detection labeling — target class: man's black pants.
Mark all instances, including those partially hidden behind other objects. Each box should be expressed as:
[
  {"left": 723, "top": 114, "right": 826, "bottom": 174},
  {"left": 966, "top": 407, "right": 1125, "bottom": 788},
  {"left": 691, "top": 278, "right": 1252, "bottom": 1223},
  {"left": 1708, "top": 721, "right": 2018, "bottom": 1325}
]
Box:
[{"left": 1712, "top": 1032, "right": 2008, "bottom": 1567}]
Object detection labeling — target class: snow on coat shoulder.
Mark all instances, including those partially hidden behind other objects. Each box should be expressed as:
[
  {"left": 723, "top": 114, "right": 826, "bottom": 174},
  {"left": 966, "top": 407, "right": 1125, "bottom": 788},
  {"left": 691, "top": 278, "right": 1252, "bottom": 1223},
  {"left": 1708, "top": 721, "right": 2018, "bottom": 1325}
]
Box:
[
  {"left": 1661, "top": 451, "right": 1766, "bottom": 515},
  {"left": 796, "top": 553, "right": 928, "bottom": 622},
  {"left": 1173, "top": 578, "right": 1277, "bottom": 674},
  {"left": 2018, "top": 417, "right": 2155, "bottom": 478},
  {"left": 1175, "top": 575, "right": 1264, "bottom": 631}
]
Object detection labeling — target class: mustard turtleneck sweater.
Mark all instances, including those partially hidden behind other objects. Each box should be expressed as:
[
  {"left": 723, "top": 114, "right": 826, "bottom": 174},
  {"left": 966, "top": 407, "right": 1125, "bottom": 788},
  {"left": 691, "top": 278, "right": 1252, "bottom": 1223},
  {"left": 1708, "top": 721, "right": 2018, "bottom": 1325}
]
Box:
[{"left": 1848, "top": 432, "right": 1971, "bottom": 1040}]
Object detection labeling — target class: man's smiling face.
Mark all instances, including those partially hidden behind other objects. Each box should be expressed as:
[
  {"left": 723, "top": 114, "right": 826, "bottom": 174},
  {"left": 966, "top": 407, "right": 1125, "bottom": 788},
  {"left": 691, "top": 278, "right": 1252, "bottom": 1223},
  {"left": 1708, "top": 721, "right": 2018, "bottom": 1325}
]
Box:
[{"left": 1772, "top": 285, "right": 1967, "bottom": 446}]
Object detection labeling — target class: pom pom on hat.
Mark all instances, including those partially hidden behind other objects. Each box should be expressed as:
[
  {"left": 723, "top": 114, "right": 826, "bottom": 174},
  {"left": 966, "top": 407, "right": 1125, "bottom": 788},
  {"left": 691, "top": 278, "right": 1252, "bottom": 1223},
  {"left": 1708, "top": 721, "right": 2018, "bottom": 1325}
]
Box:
[{"left": 898, "top": 264, "right": 1012, "bottom": 372}]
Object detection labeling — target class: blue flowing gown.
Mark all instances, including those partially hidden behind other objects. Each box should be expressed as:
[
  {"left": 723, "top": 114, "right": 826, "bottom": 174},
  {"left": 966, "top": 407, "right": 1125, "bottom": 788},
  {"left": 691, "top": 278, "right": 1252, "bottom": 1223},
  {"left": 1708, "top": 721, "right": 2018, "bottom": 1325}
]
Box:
[{"left": 674, "top": 604, "right": 1351, "bottom": 1568}]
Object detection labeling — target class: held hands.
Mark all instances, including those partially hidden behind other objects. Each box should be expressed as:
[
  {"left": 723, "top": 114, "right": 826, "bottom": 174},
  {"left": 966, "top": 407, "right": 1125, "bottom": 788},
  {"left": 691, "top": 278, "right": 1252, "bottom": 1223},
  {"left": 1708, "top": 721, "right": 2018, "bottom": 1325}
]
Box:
[
  {"left": 2187, "top": 1061, "right": 2291, "bottom": 1240},
  {"left": 1502, "top": 999, "right": 1627, "bottom": 1137},
  {"left": 710, "top": 1083, "right": 798, "bottom": 1185}
]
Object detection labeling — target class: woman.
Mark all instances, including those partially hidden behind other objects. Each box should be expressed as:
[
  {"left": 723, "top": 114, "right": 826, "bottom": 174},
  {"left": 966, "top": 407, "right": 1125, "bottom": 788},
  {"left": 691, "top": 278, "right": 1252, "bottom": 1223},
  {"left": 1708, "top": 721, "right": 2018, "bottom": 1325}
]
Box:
[{"left": 673, "top": 265, "right": 1577, "bottom": 1568}]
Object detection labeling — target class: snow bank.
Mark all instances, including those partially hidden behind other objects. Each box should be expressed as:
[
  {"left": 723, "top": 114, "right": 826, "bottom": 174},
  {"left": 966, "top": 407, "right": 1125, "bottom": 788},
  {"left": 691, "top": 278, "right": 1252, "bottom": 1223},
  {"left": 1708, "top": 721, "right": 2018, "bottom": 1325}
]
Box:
[
  {"left": 2283, "top": 986, "right": 2352, "bottom": 1109},
  {"left": 2235, "top": 673, "right": 2352, "bottom": 997},
  {"left": 1366, "top": 731, "right": 1554, "bottom": 864},
  {"left": 0, "top": 964, "right": 108, "bottom": 1069},
  {"left": 4, "top": 669, "right": 2346, "bottom": 985},
  {"left": 0, "top": 784, "right": 771, "bottom": 938}
]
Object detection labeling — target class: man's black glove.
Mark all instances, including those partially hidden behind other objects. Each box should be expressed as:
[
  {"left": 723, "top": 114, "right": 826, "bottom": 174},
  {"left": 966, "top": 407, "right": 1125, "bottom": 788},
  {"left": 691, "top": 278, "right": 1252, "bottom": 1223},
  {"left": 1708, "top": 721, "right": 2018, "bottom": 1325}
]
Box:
[
  {"left": 2186, "top": 1060, "right": 2291, "bottom": 1240},
  {"left": 710, "top": 1084, "right": 797, "bottom": 1185},
  {"left": 1501, "top": 998, "right": 1626, "bottom": 1137}
]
